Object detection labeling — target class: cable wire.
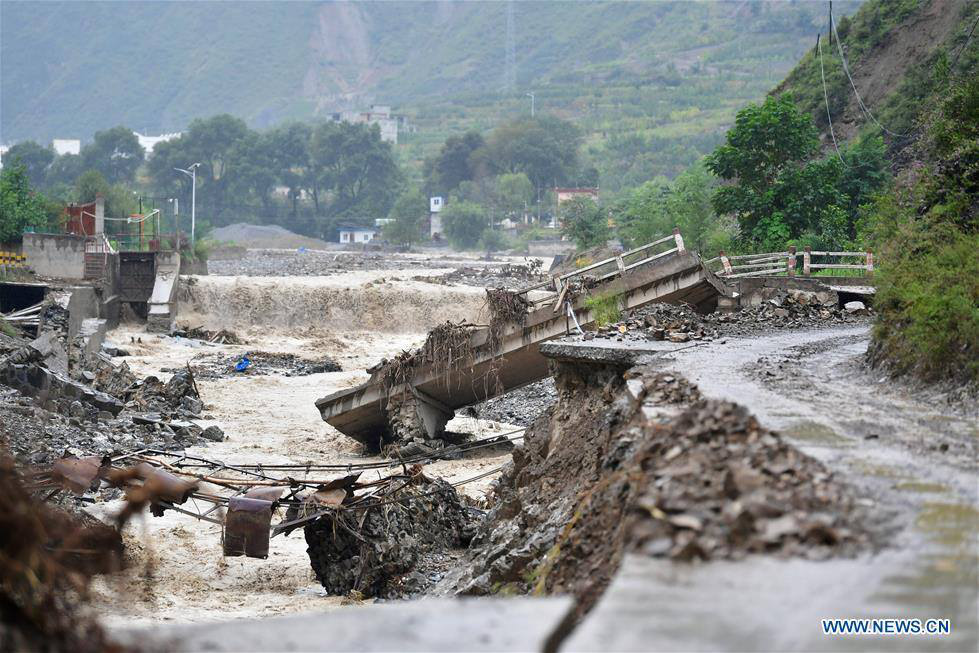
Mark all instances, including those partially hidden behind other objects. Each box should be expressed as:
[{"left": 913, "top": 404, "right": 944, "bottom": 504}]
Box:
[
  {"left": 817, "top": 33, "right": 847, "bottom": 166},
  {"left": 829, "top": 2, "right": 910, "bottom": 138}
]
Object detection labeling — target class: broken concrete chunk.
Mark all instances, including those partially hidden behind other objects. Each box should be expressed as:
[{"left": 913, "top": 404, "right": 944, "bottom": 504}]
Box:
[
  {"left": 132, "top": 413, "right": 165, "bottom": 426},
  {"left": 201, "top": 425, "right": 225, "bottom": 442},
  {"left": 844, "top": 301, "right": 868, "bottom": 314}
]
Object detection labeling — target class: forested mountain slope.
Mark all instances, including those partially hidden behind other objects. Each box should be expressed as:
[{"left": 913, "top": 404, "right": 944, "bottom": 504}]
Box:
[
  {"left": 776, "top": 0, "right": 976, "bottom": 152},
  {"left": 2, "top": 1, "right": 859, "bottom": 185},
  {"left": 770, "top": 0, "right": 977, "bottom": 385}
]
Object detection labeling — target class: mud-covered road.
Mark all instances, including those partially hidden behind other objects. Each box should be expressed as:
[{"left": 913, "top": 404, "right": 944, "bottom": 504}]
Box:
[{"left": 567, "top": 326, "right": 978, "bottom": 652}]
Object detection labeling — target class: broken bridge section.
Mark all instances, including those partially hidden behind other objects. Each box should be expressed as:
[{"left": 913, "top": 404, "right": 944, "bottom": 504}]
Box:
[{"left": 316, "top": 231, "right": 728, "bottom": 449}]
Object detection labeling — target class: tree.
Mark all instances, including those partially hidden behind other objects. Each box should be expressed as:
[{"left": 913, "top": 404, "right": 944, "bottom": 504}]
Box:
[
  {"left": 4, "top": 141, "right": 54, "bottom": 187},
  {"left": 496, "top": 172, "right": 534, "bottom": 217},
  {"left": 0, "top": 164, "right": 49, "bottom": 242},
  {"left": 81, "top": 126, "right": 145, "bottom": 184},
  {"left": 441, "top": 201, "right": 488, "bottom": 250},
  {"left": 425, "top": 131, "right": 485, "bottom": 195},
  {"left": 228, "top": 132, "right": 277, "bottom": 214},
  {"left": 560, "top": 196, "right": 609, "bottom": 250},
  {"left": 384, "top": 189, "right": 428, "bottom": 247},
  {"left": 266, "top": 122, "right": 313, "bottom": 216},
  {"left": 706, "top": 94, "right": 862, "bottom": 250},
  {"left": 479, "top": 228, "right": 509, "bottom": 258},
  {"left": 481, "top": 116, "right": 581, "bottom": 190},
  {"left": 617, "top": 176, "right": 672, "bottom": 246},
  {"left": 147, "top": 114, "right": 250, "bottom": 222},
  {"left": 666, "top": 162, "right": 735, "bottom": 255},
  {"left": 310, "top": 121, "right": 400, "bottom": 220},
  {"left": 45, "top": 153, "right": 83, "bottom": 188},
  {"left": 73, "top": 170, "right": 138, "bottom": 222}
]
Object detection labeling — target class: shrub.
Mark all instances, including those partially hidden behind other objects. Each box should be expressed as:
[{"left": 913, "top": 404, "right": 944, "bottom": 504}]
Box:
[{"left": 584, "top": 292, "right": 621, "bottom": 327}]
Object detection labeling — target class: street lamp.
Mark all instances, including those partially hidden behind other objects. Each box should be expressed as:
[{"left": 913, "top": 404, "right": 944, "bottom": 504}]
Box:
[
  {"left": 526, "top": 92, "right": 535, "bottom": 117},
  {"left": 174, "top": 163, "right": 201, "bottom": 249}
]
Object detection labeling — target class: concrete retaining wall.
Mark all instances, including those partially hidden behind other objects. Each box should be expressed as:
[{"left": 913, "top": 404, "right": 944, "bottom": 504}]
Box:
[{"left": 23, "top": 233, "right": 87, "bottom": 279}]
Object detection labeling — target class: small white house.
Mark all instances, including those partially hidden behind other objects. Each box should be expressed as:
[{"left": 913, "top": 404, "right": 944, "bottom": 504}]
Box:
[{"left": 338, "top": 226, "right": 379, "bottom": 244}]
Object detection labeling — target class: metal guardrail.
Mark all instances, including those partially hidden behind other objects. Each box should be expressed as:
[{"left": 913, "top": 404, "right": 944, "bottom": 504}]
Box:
[
  {"left": 707, "top": 246, "right": 874, "bottom": 279},
  {"left": 516, "top": 229, "right": 687, "bottom": 302}
]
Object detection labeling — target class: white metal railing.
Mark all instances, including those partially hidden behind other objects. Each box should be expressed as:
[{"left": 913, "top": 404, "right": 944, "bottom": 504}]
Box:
[
  {"left": 515, "top": 229, "right": 687, "bottom": 310},
  {"left": 709, "top": 246, "right": 874, "bottom": 279}
]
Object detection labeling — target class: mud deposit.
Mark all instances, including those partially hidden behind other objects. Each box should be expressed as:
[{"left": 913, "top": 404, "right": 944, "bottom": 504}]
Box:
[{"left": 447, "top": 361, "right": 868, "bottom": 619}]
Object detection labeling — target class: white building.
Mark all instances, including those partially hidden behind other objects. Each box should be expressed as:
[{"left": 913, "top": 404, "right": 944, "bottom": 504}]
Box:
[
  {"left": 338, "top": 225, "right": 379, "bottom": 244},
  {"left": 0, "top": 145, "right": 8, "bottom": 168},
  {"left": 52, "top": 139, "right": 81, "bottom": 156},
  {"left": 329, "top": 104, "right": 407, "bottom": 144},
  {"left": 134, "top": 131, "right": 181, "bottom": 156}
]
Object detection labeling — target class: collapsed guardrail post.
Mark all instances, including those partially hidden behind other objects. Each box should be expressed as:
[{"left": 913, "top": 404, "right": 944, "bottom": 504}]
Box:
[{"left": 673, "top": 227, "right": 685, "bottom": 254}]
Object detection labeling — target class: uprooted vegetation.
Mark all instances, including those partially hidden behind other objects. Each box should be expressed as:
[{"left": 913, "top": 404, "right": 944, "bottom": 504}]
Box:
[{"left": 0, "top": 452, "right": 125, "bottom": 653}]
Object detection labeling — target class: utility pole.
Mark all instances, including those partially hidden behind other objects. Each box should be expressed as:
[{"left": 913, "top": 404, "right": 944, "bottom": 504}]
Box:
[
  {"left": 175, "top": 163, "right": 201, "bottom": 249},
  {"left": 526, "top": 92, "right": 535, "bottom": 117}
]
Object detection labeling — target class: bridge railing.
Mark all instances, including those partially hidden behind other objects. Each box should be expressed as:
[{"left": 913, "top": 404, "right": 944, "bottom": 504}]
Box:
[
  {"left": 516, "top": 228, "right": 687, "bottom": 301},
  {"left": 706, "top": 246, "right": 874, "bottom": 279}
]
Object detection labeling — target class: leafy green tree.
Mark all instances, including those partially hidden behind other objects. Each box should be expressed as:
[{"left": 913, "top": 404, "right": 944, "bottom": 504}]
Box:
[
  {"left": 228, "top": 132, "right": 277, "bottom": 214},
  {"left": 617, "top": 176, "right": 672, "bottom": 246},
  {"left": 706, "top": 94, "right": 878, "bottom": 250},
  {"left": 147, "top": 114, "right": 250, "bottom": 220},
  {"left": 478, "top": 227, "right": 509, "bottom": 257},
  {"left": 310, "top": 121, "right": 399, "bottom": 219},
  {"left": 44, "top": 153, "right": 84, "bottom": 189},
  {"left": 80, "top": 126, "right": 144, "bottom": 184},
  {"left": 73, "top": 170, "right": 138, "bottom": 222},
  {"left": 266, "top": 122, "right": 313, "bottom": 216},
  {"left": 665, "top": 162, "right": 729, "bottom": 254},
  {"left": 560, "top": 195, "right": 609, "bottom": 250},
  {"left": 4, "top": 141, "right": 54, "bottom": 187},
  {"left": 839, "top": 133, "right": 889, "bottom": 221},
  {"left": 425, "top": 131, "right": 485, "bottom": 195},
  {"left": 0, "top": 164, "right": 50, "bottom": 241},
  {"left": 496, "top": 172, "right": 534, "bottom": 217},
  {"left": 384, "top": 189, "right": 428, "bottom": 247},
  {"left": 481, "top": 116, "right": 581, "bottom": 190},
  {"left": 441, "top": 200, "right": 488, "bottom": 250}
]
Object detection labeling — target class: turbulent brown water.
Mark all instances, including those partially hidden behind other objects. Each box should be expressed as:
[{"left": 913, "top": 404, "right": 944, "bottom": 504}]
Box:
[{"left": 178, "top": 274, "right": 490, "bottom": 333}]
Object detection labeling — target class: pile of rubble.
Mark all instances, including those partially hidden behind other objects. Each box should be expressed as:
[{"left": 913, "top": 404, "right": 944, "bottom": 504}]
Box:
[
  {"left": 0, "top": 305, "right": 219, "bottom": 466},
  {"left": 302, "top": 467, "right": 481, "bottom": 598},
  {"left": 728, "top": 289, "right": 872, "bottom": 332},
  {"left": 168, "top": 351, "right": 342, "bottom": 380},
  {"left": 207, "top": 249, "right": 540, "bottom": 279},
  {"left": 468, "top": 378, "right": 557, "bottom": 426},
  {"left": 448, "top": 359, "right": 866, "bottom": 617},
  {"left": 586, "top": 303, "right": 721, "bottom": 343},
  {"left": 573, "top": 289, "right": 872, "bottom": 345},
  {"left": 413, "top": 261, "right": 546, "bottom": 289}
]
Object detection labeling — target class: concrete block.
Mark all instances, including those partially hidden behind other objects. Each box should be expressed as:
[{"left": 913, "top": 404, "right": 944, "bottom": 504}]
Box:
[{"left": 110, "top": 597, "right": 573, "bottom": 652}]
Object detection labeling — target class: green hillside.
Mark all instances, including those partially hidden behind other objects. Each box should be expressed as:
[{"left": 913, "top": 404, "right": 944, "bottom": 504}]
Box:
[{"left": 2, "top": 1, "right": 860, "bottom": 187}]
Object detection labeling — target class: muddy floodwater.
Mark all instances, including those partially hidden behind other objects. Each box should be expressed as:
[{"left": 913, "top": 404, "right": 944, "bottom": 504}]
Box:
[
  {"left": 86, "top": 268, "right": 521, "bottom": 626},
  {"left": 575, "top": 326, "right": 978, "bottom": 652}
]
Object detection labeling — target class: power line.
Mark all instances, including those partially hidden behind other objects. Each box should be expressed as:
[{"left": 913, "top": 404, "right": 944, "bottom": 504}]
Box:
[
  {"left": 817, "top": 34, "right": 847, "bottom": 166},
  {"left": 828, "top": 1, "right": 910, "bottom": 138},
  {"left": 950, "top": 11, "right": 979, "bottom": 73}
]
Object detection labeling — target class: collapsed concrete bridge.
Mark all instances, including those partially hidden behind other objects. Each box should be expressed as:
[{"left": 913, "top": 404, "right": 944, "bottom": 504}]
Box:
[{"left": 316, "top": 232, "right": 729, "bottom": 449}]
